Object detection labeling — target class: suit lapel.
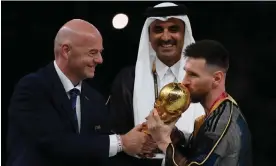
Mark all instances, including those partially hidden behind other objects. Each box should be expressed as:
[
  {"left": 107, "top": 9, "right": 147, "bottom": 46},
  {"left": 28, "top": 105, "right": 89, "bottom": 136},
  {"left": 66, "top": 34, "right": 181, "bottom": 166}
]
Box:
[
  {"left": 80, "top": 83, "right": 91, "bottom": 133},
  {"left": 52, "top": 84, "right": 79, "bottom": 133},
  {"left": 80, "top": 82, "right": 104, "bottom": 134},
  {"left": 46, "top": 62, "right": 79, "bottom": 133}
]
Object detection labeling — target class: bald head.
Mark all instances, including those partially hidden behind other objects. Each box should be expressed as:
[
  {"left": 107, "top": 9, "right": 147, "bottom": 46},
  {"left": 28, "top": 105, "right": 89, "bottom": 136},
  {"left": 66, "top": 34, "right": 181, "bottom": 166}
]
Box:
[
  {"left": 53, "top": 19, "right": 104, "bottom": 84},
  {"left": 54, "top": 19, "right": 102, "bottom": 57}
]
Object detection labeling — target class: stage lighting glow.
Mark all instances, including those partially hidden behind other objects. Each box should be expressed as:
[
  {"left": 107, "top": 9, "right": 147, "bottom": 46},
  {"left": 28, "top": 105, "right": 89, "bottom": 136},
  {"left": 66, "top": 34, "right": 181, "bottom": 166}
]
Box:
[{"left": 112, "top": 13, "right": 128, "bottom": 29}]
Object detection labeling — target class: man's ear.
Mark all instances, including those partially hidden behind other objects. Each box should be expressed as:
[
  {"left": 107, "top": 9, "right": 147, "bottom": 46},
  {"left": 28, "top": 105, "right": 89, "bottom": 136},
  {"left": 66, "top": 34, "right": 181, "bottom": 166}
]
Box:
[
  {"left": 61, "top": 43, "right": 71, "bottom": 60},
  {"left": 212, "top": 70, "right": 224, "bottom": 88}
]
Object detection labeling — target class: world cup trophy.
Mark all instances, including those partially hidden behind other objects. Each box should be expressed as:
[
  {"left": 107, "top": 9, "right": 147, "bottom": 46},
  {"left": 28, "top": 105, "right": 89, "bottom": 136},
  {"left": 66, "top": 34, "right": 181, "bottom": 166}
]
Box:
[
  {"left": 140, "top": 82, "right": 191, "bottom": 158},
  {"left": 142, "top": 82, "right": 191, "bottom": 133}
]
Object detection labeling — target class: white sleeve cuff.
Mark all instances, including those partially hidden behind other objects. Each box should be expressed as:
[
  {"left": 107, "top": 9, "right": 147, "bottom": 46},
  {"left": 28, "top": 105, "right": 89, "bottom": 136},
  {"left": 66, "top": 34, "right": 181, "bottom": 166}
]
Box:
[
  {"left": 109, "top": 134, "right": 118, "bottom": 157},
  {"left": 162, "top": 158, "right": 166, "bottom": 166}
]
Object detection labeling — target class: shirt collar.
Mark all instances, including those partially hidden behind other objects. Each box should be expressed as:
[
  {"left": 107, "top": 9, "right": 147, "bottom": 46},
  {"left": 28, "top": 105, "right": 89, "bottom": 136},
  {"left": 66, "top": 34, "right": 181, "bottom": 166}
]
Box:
[
  {"left": 155, "top": 57, "right": 180, "bottom": 81},
  {"left": 54, "top": 60, "right": 82, "bottom": 93}
]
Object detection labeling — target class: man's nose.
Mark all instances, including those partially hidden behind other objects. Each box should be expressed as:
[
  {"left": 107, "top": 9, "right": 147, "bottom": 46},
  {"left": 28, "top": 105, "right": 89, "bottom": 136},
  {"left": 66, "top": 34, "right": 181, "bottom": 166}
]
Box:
[
  {"left": 94, "top": 54, "right": 103, "bottom": 64},
  {"left": 182, "top": 75, "right": 190, "bottom": 86},
  {"left": 161, "top": 29, "right": 171, "bottom": 41}
]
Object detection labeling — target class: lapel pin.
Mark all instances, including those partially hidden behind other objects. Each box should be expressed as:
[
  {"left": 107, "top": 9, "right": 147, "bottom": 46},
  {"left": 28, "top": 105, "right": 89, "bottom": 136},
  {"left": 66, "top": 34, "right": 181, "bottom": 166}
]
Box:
[{"left": 95, "top": 125, "right": 101, "bottom": 130}]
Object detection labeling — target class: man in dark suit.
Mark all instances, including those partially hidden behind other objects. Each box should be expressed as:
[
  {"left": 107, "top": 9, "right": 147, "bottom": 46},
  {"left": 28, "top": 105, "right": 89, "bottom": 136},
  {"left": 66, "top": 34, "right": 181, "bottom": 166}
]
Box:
[{"left": 6, "top": 19, "right": 149, "bottom": 166}]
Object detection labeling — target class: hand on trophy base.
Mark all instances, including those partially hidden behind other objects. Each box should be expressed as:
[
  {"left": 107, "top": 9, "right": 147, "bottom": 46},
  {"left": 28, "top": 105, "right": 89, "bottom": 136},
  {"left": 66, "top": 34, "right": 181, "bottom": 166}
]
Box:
[
  {"left": 138, "top": 122, "right": 159, "bottom": 158},
  {"left": 140, "top": 115, "right": 179, "bottom": 158}
]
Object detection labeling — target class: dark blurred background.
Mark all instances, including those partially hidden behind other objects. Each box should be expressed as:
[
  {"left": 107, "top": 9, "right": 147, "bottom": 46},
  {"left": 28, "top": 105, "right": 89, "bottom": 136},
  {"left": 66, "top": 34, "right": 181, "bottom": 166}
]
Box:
[{"left": 2, "top": 1, "right": 276, "bottom": 165}]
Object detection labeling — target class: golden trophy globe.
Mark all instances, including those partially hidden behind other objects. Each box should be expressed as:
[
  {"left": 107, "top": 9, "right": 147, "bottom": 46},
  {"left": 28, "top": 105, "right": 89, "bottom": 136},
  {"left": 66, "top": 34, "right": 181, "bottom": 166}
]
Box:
[{"left": 142, "top": 82, "right": 191, "bottom": 134}]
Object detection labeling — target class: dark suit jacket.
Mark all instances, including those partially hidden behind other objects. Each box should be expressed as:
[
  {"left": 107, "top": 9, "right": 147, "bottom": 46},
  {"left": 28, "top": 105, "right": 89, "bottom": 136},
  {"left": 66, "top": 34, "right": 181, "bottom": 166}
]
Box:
[{"left": 7, "top": 62, "right": 112, "bottom": 166}]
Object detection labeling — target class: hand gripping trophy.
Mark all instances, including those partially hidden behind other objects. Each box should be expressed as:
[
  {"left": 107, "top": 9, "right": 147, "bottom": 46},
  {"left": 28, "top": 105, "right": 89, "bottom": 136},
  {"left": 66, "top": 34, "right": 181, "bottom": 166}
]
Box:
[{"left": 141, "top": 82, "right": 191, "bottom": 157}]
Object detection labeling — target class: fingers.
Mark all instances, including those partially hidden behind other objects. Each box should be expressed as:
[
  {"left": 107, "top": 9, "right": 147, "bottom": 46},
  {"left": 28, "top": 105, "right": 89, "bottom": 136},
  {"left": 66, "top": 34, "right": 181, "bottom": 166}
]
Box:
[
  {"left": 147, "top": 109, "right": 163, "bottom": 131},
  {"left": 143, "top": 142, "right": 157, "bottom": 150},
  {"left": 141, "top": 136, "right": 158, "bottom": 154},
  {"left": 146, "top": 135, "right": 156, "bottom": 143},
  {"left": 145, "top": 135, "right": 157, "bottom": 147},
  {"left": 153, "top": 109, "right": 162, "bottom": 124},
  {"left": 134, "top": 124, "right": 143, "bottom": 131},
  {"left": 123, "top": 127, "right": 154, "bottom": 156},
  {"left": 147, "top": 117, "right": 156, "bottom": 132},
  {"left": 141, "top": 147, "right": 155, "bottom": 154},
  {"left": 141, "top": 122, "right": 147, "bottom": 128},
  {"left": 145, "top": 108, "right": 155, "bottom": 120}
]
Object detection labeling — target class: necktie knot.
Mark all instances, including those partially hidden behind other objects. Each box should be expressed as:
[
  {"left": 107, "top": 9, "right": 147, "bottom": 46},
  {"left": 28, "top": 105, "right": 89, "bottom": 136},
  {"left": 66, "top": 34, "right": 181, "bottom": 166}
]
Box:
[
  {"left": 69, "top": 88, "right": 80, "bottom": 110},
  {"left": 69, "top": 88, "right": 80, "bottom": 98}
]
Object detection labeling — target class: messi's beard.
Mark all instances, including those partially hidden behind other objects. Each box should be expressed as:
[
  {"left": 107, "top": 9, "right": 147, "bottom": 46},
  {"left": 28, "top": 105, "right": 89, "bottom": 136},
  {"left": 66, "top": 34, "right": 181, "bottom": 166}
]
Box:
[{"left": 190, "top": 91, "right": 208, "bottom": 104}]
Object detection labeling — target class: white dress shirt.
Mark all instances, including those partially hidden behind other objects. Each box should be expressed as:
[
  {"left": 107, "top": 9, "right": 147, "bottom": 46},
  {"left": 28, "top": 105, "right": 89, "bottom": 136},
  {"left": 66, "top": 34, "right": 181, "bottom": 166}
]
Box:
[
  {"left": 155, "top": 57, "right": 180, "bottom": 93},
  {"left": 53, "top": 61, "right": 118, "bottom": 157}
]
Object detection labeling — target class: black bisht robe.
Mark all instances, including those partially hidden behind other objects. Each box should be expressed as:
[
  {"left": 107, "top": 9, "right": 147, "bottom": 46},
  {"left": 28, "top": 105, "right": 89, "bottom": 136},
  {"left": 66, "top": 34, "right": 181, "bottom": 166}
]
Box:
[{"left": 107, "top": 66, "right": 163, "bottom": 166}]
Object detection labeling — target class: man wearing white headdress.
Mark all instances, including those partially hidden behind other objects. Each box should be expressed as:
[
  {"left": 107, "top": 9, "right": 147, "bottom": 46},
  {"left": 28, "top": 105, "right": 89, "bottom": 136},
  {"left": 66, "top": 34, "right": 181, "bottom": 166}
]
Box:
[{"left": 108, "top": 2, "right": 205, "bottom": 166}]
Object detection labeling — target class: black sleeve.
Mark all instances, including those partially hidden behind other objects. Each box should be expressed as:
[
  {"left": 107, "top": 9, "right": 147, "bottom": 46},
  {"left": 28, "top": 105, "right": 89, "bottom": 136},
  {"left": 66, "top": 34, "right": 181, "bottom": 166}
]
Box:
[
  {"left": 165, "top": 102, "right": 234, "bottom": 166},
  {"left": 107, "top": 66, "right": 136, "bottom": 134}
]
